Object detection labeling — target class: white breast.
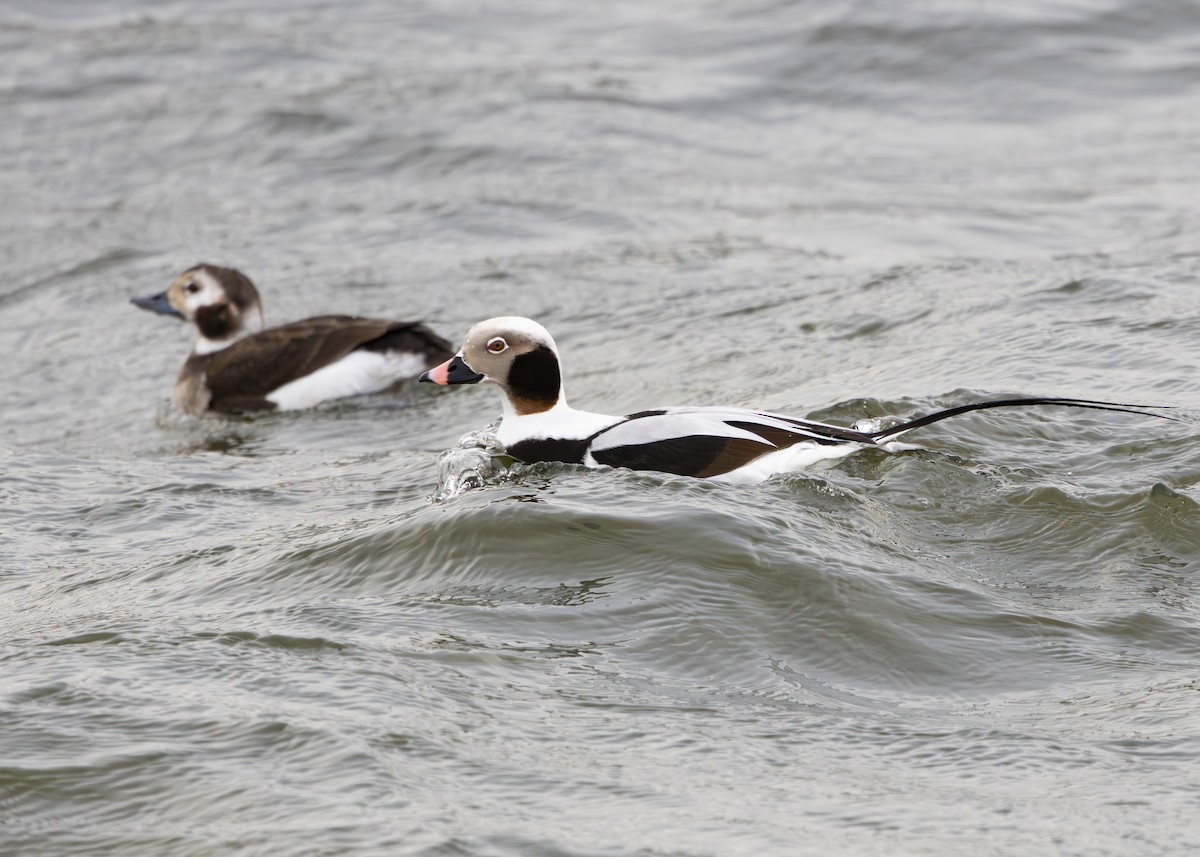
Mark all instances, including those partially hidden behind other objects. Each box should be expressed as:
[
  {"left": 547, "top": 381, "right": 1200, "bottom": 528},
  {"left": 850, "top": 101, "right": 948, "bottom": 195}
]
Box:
[
  {"left": 495, "top": 405, "right": 621, "bottom": 448},
  {"left": 266, "top": 350, "right": 428, "bottom": 411}
]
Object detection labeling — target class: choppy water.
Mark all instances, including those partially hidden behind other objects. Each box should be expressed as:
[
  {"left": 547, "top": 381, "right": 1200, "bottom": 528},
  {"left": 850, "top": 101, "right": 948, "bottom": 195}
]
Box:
[{"left": 4, "top": 1, "right": 1200, "bottom": 855}]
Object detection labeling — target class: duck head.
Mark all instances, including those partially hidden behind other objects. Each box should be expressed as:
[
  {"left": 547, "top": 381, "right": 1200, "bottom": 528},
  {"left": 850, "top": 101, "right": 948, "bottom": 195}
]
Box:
[
  {"left": 132, "top": 264, "right": 265, "bottom": 353},
  {"left": 420, "top": 316, "right": 565, "bottom": 416}
]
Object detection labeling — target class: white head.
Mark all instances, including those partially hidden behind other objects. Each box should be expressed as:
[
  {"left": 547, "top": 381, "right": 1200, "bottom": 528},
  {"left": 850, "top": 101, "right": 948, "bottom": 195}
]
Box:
[{"left": 420, "top": 316, "right": 566, "bottom": 415}]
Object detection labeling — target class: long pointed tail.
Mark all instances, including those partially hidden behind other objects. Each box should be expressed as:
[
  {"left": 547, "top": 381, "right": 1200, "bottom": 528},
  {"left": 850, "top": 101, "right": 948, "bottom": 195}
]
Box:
[{"left": 867, "top": 397, "right": 1178, "bottom": 444}]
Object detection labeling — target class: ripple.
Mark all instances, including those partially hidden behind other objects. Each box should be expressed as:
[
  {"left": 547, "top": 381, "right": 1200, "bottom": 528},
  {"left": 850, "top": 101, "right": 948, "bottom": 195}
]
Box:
[{"left": 6, "top": 0, "right": 1200, "bottom": 854}]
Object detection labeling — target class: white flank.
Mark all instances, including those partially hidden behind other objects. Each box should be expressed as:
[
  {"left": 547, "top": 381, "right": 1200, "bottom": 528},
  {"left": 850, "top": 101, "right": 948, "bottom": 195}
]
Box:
[
  {"left": 708, "top": 441, "right": 862, "bottom": 485},
  {"left": 266, "top": 350, "right": 427, "bottom": 410}
]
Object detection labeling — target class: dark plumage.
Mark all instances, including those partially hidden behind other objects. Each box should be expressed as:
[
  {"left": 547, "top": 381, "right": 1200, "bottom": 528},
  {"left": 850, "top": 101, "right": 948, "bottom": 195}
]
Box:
[{"left": 133, "top": 264, "right": 453, "bottom": 415}]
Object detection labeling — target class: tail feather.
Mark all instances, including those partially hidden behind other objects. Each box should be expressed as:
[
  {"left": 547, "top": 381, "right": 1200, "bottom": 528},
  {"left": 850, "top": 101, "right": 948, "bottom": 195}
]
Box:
[{"left": 867, "top": 397, "right": 1177, "bottom": 444}]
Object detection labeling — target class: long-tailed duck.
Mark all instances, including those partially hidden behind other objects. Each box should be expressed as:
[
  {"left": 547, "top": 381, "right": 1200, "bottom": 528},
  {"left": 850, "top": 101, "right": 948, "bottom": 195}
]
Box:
[
  {"left": 133, "top": 264, "right": 453, "bottom": 415},
  {"left": 419, "top": 316, "right": 1172, "bottom": 484}
]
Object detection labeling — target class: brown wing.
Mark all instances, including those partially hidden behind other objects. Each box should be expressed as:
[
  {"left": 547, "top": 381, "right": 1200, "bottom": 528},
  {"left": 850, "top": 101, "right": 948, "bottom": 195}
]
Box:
[
  {"left": 194, "top": 316, "right": 447, "bottom": 412},
  {"left": 591, "top": 435, "right": 776, "bottom": 478},
  {"left": 355, "top": 320, "right": 454, "bottom": 364}
]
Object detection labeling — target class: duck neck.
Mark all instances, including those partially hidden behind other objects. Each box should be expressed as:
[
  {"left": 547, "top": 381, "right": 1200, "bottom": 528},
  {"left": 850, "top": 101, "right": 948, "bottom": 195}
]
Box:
[
  {"left": 495, "top": 395, "right": 620, "bottom": 450},
  {"left": 192, "top": 304, "right": 263, "bottom": 354},
  {"left": 501, "top": 388, "right": 570, "bottom": 420},
  {"left": 505, "top": 345, "right": 564, "bottom": 416}
]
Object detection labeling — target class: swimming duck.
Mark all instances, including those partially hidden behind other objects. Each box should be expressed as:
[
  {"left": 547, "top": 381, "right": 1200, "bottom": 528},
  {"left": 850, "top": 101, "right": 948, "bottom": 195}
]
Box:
[
  {"left": 419, "top": 316, "right": 1172, "bottom": 484},
  {"left": 133, "top": 264, "right": 453, "bottom": 415}
]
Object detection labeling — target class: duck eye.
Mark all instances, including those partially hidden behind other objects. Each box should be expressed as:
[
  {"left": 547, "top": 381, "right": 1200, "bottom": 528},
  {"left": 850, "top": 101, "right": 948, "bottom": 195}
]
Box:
[{"left": 486, "top": 337, "right": 509, "bottom": 354}]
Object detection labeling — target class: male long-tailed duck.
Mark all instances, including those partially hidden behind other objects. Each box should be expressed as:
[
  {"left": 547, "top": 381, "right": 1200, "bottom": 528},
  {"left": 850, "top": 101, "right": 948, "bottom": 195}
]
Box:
[
  {"left": 420, "top": 316, "right": 1172, "bottom": 484},
  {"left": 133, "top": 264, "right": 453, "bottom": 415}
]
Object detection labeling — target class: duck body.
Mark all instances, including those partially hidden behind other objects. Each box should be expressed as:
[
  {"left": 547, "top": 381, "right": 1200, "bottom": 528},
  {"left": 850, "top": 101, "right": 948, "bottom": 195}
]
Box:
[
  {"left": 494, "top": 403, "right": 864, "bottom": 484},
  {"left": 133, "top": 264, "right": 453, "bottom": 415},
  {"left": 420, "top": 316, "right": 1172, "bottom": 484}
]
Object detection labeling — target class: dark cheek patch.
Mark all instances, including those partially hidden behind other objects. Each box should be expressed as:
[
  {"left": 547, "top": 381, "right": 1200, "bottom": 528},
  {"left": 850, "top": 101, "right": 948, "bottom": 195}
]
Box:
[
  {"left": 506, "top": 346, "right": 561, "bottom": 414},
  {"left": 195, "top": 304, "right": 237, "bottom": 340}
]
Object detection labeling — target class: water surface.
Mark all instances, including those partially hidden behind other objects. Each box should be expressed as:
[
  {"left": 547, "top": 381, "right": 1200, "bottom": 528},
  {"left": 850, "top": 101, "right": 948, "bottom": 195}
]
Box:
[{"left": 3, "top": 1, "right": 1200, "bottom": 855}]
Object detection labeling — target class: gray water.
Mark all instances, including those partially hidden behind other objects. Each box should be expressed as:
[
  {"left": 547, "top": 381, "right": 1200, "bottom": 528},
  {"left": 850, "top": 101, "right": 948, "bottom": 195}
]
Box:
[{"left": 4, "top": 1, "right": 1200, "bottom": 855}]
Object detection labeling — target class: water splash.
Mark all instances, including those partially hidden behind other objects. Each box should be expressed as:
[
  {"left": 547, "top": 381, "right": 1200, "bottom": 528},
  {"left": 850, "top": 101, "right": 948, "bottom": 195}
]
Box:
[{"left": 431, "top": 419, "right": 513, "bottom": 501}]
